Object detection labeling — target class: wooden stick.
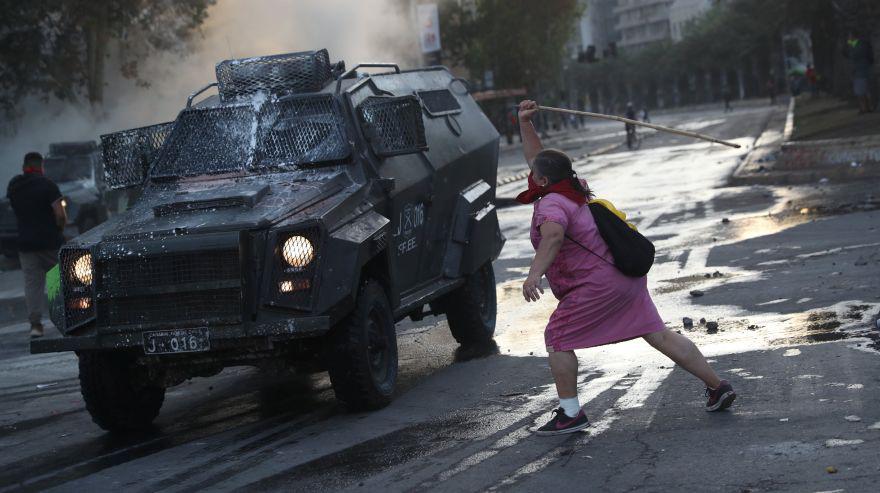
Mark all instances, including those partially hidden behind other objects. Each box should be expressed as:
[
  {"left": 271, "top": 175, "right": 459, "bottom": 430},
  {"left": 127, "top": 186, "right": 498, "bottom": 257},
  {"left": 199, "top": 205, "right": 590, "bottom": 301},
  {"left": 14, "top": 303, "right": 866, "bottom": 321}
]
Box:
[{"left": 537, "top": 105, "right": 741, "bottom": 149}]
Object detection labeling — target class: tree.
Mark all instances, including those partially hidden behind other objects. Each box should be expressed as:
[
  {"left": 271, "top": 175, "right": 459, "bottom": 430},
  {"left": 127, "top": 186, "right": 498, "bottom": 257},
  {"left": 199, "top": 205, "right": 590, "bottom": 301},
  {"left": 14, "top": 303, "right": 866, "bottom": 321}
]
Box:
[
  {"left": 439, "top": 0, "right": 583, "bottom": 93},
  {"left": 0, "top": 0, "right": 214, "bottom": 116}
]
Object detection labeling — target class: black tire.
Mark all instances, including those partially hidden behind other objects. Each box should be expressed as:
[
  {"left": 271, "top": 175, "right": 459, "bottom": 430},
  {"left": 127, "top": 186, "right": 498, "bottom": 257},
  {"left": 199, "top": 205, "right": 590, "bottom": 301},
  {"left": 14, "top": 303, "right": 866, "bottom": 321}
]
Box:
[
  {"left": 440, "top": 262, "right": 497, "bottom": 345},
  {"left": 78, "top": 351, "right": 166, "bottom": 432},
  {"left": 327, "top": 280, "right": 398, "bottom": 411}
]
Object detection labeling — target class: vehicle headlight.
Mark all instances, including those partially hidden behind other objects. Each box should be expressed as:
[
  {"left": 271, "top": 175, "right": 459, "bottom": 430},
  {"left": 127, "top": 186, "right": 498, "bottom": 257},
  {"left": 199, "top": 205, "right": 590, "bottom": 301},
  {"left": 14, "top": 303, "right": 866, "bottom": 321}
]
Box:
[
  {"left": 282, "top": 236, "right": 314, "bottom": 268},
  {"left": 72, "top": 254, "right": 93, "bottom": 285}
]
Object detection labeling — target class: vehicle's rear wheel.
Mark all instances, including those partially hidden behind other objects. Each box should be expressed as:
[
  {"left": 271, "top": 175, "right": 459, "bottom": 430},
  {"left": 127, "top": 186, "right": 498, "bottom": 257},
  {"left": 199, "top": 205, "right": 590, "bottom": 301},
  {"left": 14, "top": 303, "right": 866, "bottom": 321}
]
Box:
[
  {"left": 327, "top": 279, "right": 398, "bottom": 411},
  {"left": 78, "top": 351, "right": 166, "bottom": 432},
  {"left": 440, "top": 262, "right": 497, "bottom": 345}
]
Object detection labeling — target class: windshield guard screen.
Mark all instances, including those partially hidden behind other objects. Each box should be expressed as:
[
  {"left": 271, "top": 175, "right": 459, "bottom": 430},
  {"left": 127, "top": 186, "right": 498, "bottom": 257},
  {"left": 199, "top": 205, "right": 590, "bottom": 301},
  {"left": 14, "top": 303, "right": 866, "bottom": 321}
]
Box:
[{"left": 150, "top": 94, "right": 350, "bottom": 179}]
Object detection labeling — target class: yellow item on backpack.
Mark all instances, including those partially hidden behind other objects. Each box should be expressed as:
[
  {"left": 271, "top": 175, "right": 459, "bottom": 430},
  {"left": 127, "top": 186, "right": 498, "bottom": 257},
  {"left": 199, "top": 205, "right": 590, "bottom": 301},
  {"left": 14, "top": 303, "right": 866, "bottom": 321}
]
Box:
[{"left": 589, "top": 199, "right": 638, "bottom": 231}]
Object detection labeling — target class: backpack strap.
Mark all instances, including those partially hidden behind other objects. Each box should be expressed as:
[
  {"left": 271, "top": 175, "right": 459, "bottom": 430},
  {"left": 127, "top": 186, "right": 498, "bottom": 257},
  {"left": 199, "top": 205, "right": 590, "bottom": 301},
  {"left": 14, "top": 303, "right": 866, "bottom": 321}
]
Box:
[{"left": 563, "top": 204, "right": 615, "bottom": 268}]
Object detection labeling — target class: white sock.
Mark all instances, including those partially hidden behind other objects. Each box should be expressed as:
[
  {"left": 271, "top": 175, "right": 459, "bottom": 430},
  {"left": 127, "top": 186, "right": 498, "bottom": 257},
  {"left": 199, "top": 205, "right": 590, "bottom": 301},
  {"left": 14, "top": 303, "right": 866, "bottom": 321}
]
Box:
[{"left": 559, "top": 397, "right": 581, "bottom": 418}]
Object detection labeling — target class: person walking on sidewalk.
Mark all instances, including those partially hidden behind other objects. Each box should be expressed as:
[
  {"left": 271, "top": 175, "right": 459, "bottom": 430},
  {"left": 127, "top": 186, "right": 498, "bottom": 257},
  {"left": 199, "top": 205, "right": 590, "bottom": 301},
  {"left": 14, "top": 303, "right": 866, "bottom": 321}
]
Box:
[
  {"left": 515, "top": 100, "right": 736, "bottom": 436},
  {"left": 844, "top": 31, "right": 875, "bottom": 114},
  {"left": 6, "top": 152, "right": 66, "bottom": 338}
]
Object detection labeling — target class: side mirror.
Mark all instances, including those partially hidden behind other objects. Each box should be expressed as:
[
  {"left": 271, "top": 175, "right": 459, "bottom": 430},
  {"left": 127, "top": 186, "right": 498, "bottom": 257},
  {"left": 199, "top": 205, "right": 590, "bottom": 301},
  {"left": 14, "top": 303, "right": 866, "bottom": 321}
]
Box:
[
  {"left": 357, "top": 95, "right": 428, "bottom": 157},
  {"left": 100, "top": 122, "right": 173, "bottom": 190}
]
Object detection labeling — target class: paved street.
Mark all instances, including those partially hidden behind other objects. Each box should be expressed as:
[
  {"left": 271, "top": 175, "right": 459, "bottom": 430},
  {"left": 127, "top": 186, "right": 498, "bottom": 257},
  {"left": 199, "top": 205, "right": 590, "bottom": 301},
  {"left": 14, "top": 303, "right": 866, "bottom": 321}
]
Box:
[{"left": 2, "top": 103, "right": 879, "bottom": 492}]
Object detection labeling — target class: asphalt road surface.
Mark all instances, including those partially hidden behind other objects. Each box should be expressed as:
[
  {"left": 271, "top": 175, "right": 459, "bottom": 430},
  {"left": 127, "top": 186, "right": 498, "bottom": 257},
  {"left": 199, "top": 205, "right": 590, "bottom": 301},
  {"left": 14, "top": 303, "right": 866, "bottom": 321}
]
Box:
[{"left": 2, "top": 102, "right": 879, "bottom": 492}]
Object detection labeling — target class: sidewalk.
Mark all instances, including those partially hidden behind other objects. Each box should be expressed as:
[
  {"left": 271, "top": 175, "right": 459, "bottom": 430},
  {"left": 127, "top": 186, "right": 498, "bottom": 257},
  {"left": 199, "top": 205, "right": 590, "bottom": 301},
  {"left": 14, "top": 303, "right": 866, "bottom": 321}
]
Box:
[
  {"left": 730, "top": 96, "right": 880, "bottom": 186},
  {"left": 0, "top": 268, "right": 26, "bottom": 325}
]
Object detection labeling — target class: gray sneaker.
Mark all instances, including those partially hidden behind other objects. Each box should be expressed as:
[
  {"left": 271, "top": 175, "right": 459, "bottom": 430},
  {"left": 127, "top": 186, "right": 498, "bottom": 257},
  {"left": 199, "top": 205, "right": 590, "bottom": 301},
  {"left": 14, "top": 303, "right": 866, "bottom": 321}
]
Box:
[{"left": 29, "top": 323, "right": 44, "bottom": 338}]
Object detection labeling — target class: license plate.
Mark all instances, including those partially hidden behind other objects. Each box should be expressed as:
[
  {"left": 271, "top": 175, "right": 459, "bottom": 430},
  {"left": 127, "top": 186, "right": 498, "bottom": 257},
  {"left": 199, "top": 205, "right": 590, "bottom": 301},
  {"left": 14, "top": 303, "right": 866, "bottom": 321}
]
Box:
[{"left": 143, "top": 328, "right": 210, "bottom": 355}]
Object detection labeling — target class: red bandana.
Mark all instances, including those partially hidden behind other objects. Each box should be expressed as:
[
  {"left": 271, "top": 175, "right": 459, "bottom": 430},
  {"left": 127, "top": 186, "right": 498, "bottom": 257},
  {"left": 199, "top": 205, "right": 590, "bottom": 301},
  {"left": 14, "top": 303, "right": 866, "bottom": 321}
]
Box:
[
  {"left": 23, "top": 166, "right": 43, "bottom": 175},
  {"left": 515, "top": 172, "right": 587, "bottom": 206}
]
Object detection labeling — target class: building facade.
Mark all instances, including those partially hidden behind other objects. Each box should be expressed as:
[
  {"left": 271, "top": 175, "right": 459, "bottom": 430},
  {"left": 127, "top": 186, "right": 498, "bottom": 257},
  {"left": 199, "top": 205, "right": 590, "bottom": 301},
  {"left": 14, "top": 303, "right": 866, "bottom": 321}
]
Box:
[
  {"left": 614, "top": 0, "right": 674, "bottom": 50},
  {"left": 669, "top": 0, "right": 713, "bottom": 41},
  {"left": 569, "top": 0, "right": 621, "bottom": 59}
]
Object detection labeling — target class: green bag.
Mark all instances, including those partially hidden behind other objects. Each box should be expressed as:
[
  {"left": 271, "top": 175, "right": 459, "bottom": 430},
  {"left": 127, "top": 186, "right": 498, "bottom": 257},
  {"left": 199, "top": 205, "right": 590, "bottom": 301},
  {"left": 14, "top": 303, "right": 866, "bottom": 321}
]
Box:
[{"left": 46, "top": 264, "right": 61, "bottom": 301}]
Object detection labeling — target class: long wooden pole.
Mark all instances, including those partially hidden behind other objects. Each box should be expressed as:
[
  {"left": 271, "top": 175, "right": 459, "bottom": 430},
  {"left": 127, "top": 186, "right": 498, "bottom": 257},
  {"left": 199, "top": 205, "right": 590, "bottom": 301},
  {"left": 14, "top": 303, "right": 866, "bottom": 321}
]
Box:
[{"left": 537, "top": 105, "right": 741, "bottom": 149}]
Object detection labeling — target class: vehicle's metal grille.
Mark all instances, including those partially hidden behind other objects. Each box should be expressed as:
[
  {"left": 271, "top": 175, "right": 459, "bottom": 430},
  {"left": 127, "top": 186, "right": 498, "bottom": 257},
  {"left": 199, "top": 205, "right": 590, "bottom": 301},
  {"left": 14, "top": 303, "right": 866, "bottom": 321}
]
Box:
[
  {"left": 101, "top": 122, "right": 174, "bottom": 189},
  {"left": 96, "top": 249, "right": 241, "bottom": 328},
  {"left": 417, "top": 89, "right": 462, "bottom": 117},
  {"left": 59, "top": 248, "right": 96, "bottom": 331},
  {"left": 97, "top": 289, "right": 241, "bottom": 327},
  {"left": 358, "top": 96, "right": 428, "bottom": 157},
  {"left": 100, "top": 250, "right": 240, "bottom": 291},
  {"left": 215, "top": 49, "right": 332, "bottom": 102}
]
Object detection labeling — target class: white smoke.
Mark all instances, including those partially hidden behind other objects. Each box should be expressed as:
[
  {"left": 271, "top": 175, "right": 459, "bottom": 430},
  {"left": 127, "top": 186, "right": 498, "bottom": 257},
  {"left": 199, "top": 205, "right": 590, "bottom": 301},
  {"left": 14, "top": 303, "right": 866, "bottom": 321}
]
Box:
[{"left": 1, "top": 0, "right": 418, "bottom": 185}]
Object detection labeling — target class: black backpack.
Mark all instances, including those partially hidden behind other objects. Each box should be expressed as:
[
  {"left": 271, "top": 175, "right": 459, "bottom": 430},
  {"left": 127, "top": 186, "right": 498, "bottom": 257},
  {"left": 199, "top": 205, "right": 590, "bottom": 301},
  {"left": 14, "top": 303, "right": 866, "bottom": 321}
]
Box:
[{"left": 565, "top": 202, "right": 655, "bottom": 277}]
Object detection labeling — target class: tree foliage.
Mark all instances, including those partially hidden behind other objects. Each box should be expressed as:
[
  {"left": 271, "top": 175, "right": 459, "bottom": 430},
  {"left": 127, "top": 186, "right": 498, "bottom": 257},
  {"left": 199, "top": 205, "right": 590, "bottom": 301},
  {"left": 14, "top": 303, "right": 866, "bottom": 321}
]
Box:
[
  {"left": 0, "top": 0, "right": 214, "bottom": 116},
  {"left": 439, "top": 0, "right": 583, "bottom": 92},
  {"left": 569, "top": 0, "right": 879, "bottom": 103}
]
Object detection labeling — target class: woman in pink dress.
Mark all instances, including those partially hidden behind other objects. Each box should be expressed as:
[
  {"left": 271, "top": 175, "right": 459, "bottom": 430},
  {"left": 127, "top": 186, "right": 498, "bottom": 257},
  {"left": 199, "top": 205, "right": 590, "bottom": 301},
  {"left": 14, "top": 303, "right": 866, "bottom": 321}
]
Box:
[{"left": 516, "top": 100, "right": 736, "bottom": 436}]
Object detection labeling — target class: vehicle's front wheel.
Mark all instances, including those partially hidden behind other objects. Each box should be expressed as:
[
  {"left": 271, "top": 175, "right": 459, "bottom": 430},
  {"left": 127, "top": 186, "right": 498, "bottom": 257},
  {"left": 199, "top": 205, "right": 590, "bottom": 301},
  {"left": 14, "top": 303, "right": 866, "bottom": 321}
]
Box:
[
  {"left": 78, "top": 351, "right": 166, "bottom": 432},
  {"left": 440, "top": 262, "right": 497, "bottom": 345},
  {"left": 327, "top": 280, "right": 398, "bottom": 411}
]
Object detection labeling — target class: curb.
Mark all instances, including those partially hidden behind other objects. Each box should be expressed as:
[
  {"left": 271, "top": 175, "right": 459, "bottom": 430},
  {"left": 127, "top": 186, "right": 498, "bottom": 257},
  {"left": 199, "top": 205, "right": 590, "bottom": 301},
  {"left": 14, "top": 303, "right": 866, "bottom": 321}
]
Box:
[{"left": 727, "top": 103, "right": 793, "bottom": 186}]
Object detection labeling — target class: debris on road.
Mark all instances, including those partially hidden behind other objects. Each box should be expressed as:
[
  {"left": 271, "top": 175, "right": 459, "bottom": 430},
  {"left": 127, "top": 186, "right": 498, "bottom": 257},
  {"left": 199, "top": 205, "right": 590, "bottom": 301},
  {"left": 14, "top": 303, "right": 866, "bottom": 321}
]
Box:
[
  {"left": 700, "top": 318, "right": 707, "bottom": 324},
  {"left": 824, "top": 438, "right": 864, "bottom": 448},
  {"left": 844, "top": 415, "right": 861, "bottom": 422},
  {"left": 826, "top": 466, "right": 838, "bottom": 474},
  {"left": 706, "top": 321, "right": 719, "bottom": 333},
  {"left": 690, "top": 290, "right": 705, "bottom": 297},
  {"left": 683, "top": 317, "right": 694, "bottom": 329},
  {"left": 721, "top": 218, "right": 730, "bottom": 224},
  {"left": 36, "top": 383, "right": 58, "bottom": 390}
]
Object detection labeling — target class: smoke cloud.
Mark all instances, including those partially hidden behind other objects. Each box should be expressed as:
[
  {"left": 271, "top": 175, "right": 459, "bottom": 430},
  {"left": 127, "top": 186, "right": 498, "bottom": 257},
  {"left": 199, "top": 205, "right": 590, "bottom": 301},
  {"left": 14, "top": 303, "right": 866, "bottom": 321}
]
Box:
[{"left": 1, "top": 0, "right": 418, "bottom": 185}]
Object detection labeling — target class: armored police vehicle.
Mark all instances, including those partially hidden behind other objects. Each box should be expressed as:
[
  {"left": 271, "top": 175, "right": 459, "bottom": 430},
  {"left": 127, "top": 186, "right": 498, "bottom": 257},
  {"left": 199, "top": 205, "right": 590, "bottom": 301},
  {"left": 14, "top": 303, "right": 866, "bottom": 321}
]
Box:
[
  {"left": 43, "top": 141, "right": 110, "bottom": 235},
  {"left": 32, "top": 49, "right": 504, "bottom": 431}
]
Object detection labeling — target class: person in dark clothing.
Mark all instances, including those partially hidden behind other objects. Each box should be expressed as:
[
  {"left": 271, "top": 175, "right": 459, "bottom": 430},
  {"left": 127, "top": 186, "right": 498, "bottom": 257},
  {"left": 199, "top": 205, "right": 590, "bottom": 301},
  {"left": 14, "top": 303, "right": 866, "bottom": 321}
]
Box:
[
  {"left": 766, "top": 77, "right": 777, "bottom": 105},
  {"left": 624, "top": 102, "right": 637, "bottom": 149},
  {"left": 6, "top": 152, "right": 66, "bottom": 338},
  {"left": 723, "top": 87, "right": 733, "bottom": 112},
  {"left": 844, "top": 31, "right": 875, "bottom": 114}
]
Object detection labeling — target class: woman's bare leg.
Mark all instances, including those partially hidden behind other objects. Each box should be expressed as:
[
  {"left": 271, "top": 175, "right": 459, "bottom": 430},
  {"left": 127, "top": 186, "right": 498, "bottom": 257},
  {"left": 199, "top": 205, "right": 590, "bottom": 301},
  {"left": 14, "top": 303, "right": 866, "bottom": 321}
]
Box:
[
  {"left": 643, "top": 329, "right": 722, "bottom": 389},
  {"left": 548, "top": 350, "right": 578, "bottom": 398}
]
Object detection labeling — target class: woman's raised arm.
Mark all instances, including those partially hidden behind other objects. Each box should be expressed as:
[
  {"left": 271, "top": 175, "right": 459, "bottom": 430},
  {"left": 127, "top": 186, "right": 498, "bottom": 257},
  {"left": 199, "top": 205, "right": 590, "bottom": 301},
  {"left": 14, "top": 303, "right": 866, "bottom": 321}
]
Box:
[{"left": 518, "top": 100, "right": 543, "bottom": 170}]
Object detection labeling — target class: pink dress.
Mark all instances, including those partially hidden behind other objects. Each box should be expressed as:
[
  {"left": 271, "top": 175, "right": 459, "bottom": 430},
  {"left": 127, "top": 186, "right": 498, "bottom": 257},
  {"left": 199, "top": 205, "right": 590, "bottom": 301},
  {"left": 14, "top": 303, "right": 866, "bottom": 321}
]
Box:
[{"left": 530, "top": 193, "right": 665, "bottom": 352}]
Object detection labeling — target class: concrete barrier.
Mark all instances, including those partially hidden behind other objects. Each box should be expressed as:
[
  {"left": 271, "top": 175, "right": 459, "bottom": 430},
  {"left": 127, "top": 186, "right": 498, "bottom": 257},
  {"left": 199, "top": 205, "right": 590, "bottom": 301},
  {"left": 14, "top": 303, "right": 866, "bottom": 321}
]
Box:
[{"left": 779, "top": 135, "right": 880, "bottom": 170}]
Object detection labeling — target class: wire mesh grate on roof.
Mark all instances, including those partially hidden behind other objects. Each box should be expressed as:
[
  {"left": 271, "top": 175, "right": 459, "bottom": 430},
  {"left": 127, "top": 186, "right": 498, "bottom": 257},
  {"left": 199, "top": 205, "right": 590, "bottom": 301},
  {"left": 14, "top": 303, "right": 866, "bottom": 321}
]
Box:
[
  {"left": 150, "top": 105, "right": 257, "bottom": 179},
  {"left": 100, "top": 122, "right": 173, "bottom": 189},
  {"left": 257, "top": 94, "right": 350, "bottom": 167},
  {"left": 215, "top": 50, "right": 333, "bottom": 103},
  {"left": 358, "top": 96, "right": 428, "bottom": 157}
]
